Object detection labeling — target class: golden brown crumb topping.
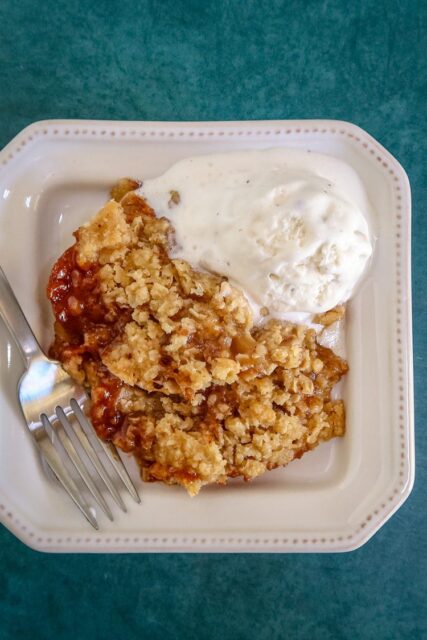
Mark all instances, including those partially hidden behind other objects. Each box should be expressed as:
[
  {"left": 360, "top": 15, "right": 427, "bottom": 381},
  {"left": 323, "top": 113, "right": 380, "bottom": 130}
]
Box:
[
  {"left": 314, "top": 305, "right": 346, "bottom": 327},
  {"left": 47, "top": 180, "right": 348, "bottom": 496}
]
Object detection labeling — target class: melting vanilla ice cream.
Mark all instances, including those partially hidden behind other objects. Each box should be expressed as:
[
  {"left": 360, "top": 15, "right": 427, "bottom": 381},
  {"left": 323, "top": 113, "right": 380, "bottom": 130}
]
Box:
[{"left": 138, "top": 148, "right": 373, "bottom": 317}]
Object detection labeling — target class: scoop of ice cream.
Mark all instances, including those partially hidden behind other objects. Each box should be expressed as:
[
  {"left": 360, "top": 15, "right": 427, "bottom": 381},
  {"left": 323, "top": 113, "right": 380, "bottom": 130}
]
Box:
[
  {"left": 234, "top": 172, "right": 372, "bottom": 313},
  {"left": 139, "top": 149, "right": 373, "bottom": 316}
]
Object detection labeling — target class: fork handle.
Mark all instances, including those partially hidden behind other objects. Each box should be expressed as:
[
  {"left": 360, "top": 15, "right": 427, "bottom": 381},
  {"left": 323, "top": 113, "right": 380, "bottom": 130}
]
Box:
[{"left": 0, "top": 266, "right": 45, "bottom": 367}]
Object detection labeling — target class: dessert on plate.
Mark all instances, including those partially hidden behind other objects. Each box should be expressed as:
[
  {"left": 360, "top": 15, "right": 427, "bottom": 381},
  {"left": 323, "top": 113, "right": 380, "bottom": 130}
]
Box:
[{"left": 47, "top": 149, "right": 372, "bottom": 495}]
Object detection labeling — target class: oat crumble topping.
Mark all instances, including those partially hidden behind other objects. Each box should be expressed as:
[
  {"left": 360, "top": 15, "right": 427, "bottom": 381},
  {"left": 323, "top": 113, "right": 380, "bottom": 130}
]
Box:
[{"left": 47, "top": 179, "right": 348, "bottom": 496}]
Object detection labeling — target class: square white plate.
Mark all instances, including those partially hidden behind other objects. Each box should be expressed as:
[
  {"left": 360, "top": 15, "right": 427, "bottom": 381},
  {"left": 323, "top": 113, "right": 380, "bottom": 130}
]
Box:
[{"left": 0, "top": 119, "right": 413, "bottom": 552}]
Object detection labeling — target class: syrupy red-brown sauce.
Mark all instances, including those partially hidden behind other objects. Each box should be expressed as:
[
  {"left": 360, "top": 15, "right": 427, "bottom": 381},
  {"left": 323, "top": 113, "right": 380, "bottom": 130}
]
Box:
[
  {"left": 89, "top": 377, "right": 125, "bottom": 440},
  {"left": 47, "top": 246, "right": 101, "bottom": 341},
  {"left": 47, "top": 242, "right": 126, "bottom": 441}
]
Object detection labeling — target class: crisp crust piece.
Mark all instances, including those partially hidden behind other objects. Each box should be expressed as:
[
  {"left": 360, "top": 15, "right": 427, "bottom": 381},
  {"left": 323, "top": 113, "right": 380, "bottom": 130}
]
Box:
[
  {"left": 47, "top": 181, "right": 349, "bottom": 496},
  {"left": 110, "top": 177, "right": 142, "bottom": 202},
  {"left": 77, "top": 200, "right": 132, "bottom": 266},
  {"left": 314, "top": 305, "right": 346, "bottom": 327}
]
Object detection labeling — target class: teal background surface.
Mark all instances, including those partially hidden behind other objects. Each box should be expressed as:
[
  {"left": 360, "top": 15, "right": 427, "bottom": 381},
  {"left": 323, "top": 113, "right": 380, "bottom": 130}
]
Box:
[{"left": 0, "top": 1, "right": 426, "bottom": 638}]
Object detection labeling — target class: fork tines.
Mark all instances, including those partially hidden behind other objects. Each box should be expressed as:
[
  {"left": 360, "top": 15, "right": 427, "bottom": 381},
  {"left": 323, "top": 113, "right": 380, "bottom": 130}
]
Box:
[{"left": 40, "top": 399, "right": 140, "bottom": 529}]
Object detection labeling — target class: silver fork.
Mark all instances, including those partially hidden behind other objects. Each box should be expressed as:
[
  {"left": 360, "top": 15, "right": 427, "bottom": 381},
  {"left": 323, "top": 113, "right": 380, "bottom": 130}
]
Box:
[{"left": 0, "top": 266, "right": 140, "bottom": 529}]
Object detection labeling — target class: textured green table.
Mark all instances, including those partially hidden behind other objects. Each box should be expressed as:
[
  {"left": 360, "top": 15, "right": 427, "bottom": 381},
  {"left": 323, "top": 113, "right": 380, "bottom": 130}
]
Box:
[{"left": 1, "top": 1, "right": 426, "bottom": 638}]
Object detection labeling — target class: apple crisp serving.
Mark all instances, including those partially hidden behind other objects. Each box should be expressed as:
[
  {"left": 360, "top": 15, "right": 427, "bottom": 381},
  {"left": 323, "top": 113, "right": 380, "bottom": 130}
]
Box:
[{"left": 47, "top": 179, "right": 348, "bottom": 496}]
